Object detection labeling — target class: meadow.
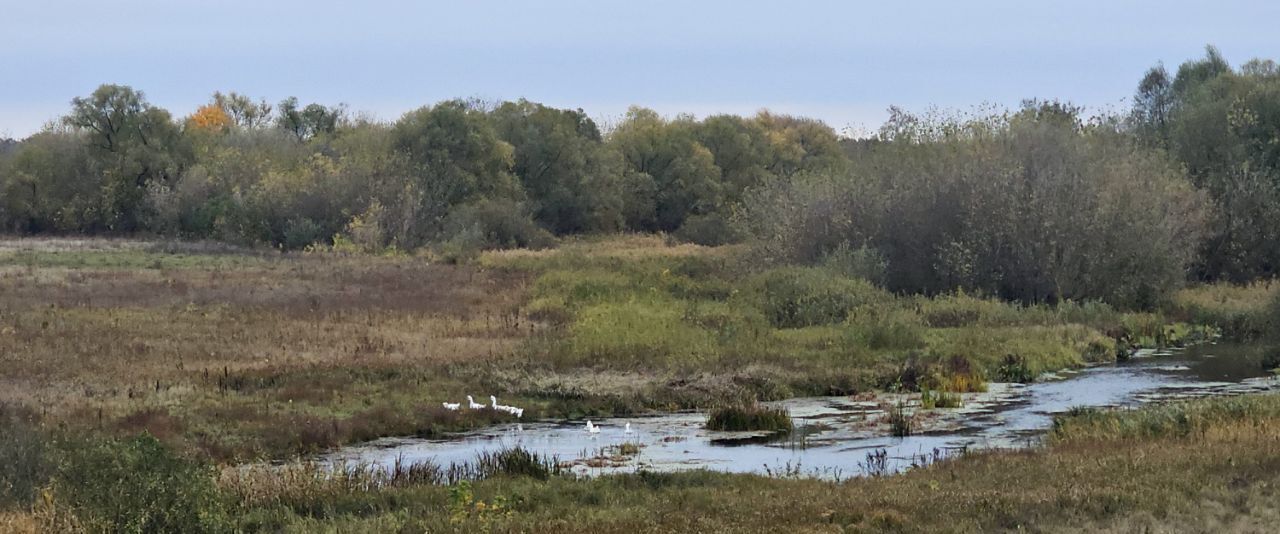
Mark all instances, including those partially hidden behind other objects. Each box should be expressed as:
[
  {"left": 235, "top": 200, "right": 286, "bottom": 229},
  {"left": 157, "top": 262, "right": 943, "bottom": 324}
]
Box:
[{"left": 1, "top": 235, "right": 1277, "bottom": 532}]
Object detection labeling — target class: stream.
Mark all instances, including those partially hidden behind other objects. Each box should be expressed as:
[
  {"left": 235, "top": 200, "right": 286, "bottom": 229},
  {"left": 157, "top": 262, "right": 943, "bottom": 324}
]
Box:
[{"left": 323, "top": 343, "right": 1280, "bottom": 479}]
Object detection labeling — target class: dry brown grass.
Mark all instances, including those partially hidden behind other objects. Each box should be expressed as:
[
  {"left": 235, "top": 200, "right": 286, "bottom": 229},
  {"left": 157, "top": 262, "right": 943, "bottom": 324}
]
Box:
[
  {"left": 479, "top": 233, "right": 742, "bottom": 266},
  {"left": 0, "top": 241, "right": 535, "bottom": 459},
  {"left": 0, "top": 511, "right": 39, "bottom": 534}
]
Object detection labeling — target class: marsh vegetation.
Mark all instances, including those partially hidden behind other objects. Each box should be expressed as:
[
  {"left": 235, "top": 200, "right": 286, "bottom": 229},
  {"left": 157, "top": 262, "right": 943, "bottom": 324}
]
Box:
[{"left": 3, "top": 45, "right": 1280, "bottom": 531}]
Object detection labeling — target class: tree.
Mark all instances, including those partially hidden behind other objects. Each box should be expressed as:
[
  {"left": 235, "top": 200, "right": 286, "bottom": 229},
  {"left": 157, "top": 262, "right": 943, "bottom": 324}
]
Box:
[
  {"left": 490, "top": 99, "right": 624, "bottom": 234},
  {"left": 607, "top": 107, "right": 722, "bottom": 232},
  {"left": 211, "top": 91, "right": 273, "bottom": 129},
  {"left": 188, "top": 104, "right": 232, "bottom": 132},
  {"left": 388, "top": 99, "right": 520, "bottom": 246},
  {"left": 0, "top": 128, "right": 98, "bottom": 233},
  {"left": 276, "top": 97, "right": 345, "bottom": 141},
  {"left": 744, "top": 103, "right": 1209, "bottom": 308},
  {"left": 1132, "top": 63, "right": 1173, "bottom": 146},
  {"left": 1131, "top": 47, "right": 1280, "bottom": 280},
  {"left": 64, "top": 84, "right": 187, "bottom": 231}
]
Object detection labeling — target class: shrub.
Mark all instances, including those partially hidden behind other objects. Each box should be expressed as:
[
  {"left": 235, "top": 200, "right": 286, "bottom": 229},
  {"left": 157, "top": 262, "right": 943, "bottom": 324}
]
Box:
[
  {"left": 282, "top": 217, "right": 325, "bottom": 250},
  {"left": 675, "top": 212, "right": 744, "bottom": 246},
  {"left": 751, "top": 266, "right": 889, "bottom": 328},
  {"left": 819, "top": 243, "right": 886, "bottom": 285},
  {"left": 705, "top": 403, "right": 793, "bottom": 433},
  {"left": 51, "top": 433, "right": 229, "bottom": 533},
  {"left": 443, "top": 199, "right": 556, "bottom": 252}
]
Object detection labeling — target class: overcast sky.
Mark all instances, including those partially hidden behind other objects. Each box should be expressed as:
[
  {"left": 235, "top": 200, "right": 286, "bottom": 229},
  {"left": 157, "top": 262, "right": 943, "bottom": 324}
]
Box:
[{"left": 1, "top": 0, "right": 1277, "bottom": 138}]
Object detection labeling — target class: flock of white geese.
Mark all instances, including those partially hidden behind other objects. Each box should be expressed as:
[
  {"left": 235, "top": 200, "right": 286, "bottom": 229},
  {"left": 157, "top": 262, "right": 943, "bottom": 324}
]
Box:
[{"left": 443, "top": 396, "right": 633, "bottom": 435}]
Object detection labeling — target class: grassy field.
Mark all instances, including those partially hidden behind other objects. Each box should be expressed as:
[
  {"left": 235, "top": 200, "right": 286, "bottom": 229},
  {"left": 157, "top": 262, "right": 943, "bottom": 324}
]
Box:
[{"left": 1, "top": 235, "right": 1277, "bottom": 531}]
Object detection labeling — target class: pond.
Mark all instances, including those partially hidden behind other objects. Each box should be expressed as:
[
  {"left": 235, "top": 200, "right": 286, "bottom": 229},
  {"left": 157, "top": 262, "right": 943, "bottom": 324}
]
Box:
[{"left": 322, "top": 343, "right": 1279, "bottom": 479}]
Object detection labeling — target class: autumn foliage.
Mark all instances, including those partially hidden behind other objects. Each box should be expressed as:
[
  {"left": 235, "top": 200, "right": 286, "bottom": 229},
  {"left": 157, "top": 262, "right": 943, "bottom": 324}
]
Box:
[{"left": 188, "top": 104, "right": 232, "bottom": 132}]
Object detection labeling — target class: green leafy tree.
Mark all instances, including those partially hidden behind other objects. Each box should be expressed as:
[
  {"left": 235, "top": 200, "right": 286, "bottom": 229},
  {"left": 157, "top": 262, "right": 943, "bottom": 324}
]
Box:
[
  {"left": 276, "top": 96, "right": 345, "bottom": 141},
  {"left": 490, "top": 99, "right": 624, "bottom": 233},
  {"left": 389, "top": 99, "right": 520, "bottom": 247},
  {"left": 64, "top": 84, "right": 188, "bottom": 231},
  {"left": 608, "top": 107, "right": 722, "bottom": 232}
]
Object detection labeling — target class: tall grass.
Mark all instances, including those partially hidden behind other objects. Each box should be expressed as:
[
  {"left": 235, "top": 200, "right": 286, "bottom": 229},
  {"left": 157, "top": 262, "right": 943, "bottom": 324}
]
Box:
[
  {"left": 1051, "top": 394, "right": 1280, "bottom": 443},
  {"left": 705, "top": 403, "right": 793, "bottom": 433},
  {"left": 1172, "top": 282, "right": 1280, "bottom": 341}
]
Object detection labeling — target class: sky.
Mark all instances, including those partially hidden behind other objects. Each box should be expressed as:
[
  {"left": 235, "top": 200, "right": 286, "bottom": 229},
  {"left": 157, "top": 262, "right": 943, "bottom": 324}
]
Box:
[{"left": 1, "top": 0, "right": 1278, "bottom": 139}]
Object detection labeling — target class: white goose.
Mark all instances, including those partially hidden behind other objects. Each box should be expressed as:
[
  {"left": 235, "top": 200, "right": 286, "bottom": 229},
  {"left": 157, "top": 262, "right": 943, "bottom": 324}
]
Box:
[
  {"left": 442, "top": 402, "right": 461, "bottom": 411},
  {"left": 490, "top": 395, "right": 525, "bottom": 418},
  {"left": 586, "top": 420, "right": 601, "bottom": 434},
  {"left": 467, "top": 395, "right": 486, "bottom": 410},
  {"left": 624, "top": 422, "right": 632, "bottom": 434}
]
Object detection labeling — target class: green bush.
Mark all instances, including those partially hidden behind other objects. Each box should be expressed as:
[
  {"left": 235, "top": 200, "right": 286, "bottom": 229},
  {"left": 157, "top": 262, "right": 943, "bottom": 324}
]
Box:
[
  {"left": 52, "top": 433, "right": 230, "bottom": 533},
  {"left": 750, "top": 266, "right": 890, "bottom": 328},
  {"left": 845, "top": 308, "right": 926, "bottom": 350},
  {"left": 818, "top": 243, "right": 886, "bottom": 285},
  {"left": 675, "top": 212, "right": 744, "bottom": 246},
  {"left": 282, "top": 217, "right": 325, "bottom": 250},
  {"left": 887, "top": 400, "right": 913, "bottom": 437},
  {"left": 443, "top": 199, "right": 556, "bottom": 252}
]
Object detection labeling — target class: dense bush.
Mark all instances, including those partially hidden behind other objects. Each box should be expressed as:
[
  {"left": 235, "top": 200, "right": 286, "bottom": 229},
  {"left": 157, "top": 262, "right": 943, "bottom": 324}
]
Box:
[
  {"left": 441, "top": 199, "right": 556, "bottom": 259},
  {"left": 52, "top": 433, "right": 230, "bottom": 533},
  {"left": 749, "top": 266, "right": 890, "bottom": 328}
]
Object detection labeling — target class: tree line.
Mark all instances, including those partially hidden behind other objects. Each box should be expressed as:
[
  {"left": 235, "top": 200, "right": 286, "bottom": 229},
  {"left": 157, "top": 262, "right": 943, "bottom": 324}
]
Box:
[
  {"left": 0, "top": 88, "right": 845, "bottom": 252},
  {"left": 1, "top": 46, "right": 1277, "bottom": 308}
]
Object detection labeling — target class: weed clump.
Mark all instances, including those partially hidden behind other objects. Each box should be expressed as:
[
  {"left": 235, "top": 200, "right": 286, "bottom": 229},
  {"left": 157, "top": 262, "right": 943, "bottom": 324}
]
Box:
[
  {"left": 995, "top": 354, "right": 1036, "bottom": 383},
  {"left": 472, "top": 448, "right": 560, "bottom": 481},
  {"left": 705, "top": 403, "right": 793, "bottom": 433},
  {"left": 920, "top": 389, "right": 962, "bottom": 409},
  {"left": 887, "top": 401, "right": 914, "bottom": 437}
]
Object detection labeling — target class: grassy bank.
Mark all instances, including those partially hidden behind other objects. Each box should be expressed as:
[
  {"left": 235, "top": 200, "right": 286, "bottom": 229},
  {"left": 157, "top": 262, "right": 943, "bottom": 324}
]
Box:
[{"left": 5, "top": 393, "right": 1279, "bottom": 532}]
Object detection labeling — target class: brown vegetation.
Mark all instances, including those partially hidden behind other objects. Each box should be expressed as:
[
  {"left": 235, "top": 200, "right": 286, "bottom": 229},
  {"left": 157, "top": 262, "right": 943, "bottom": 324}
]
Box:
[{"left": 0, "top": 240, "right": 531, "bottom": 459}]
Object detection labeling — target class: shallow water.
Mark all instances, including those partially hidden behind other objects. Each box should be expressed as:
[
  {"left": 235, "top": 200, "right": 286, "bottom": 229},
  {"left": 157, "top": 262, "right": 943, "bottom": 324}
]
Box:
[{"left": 323, "top": 343, "right": 1279, "bottom": 479}]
